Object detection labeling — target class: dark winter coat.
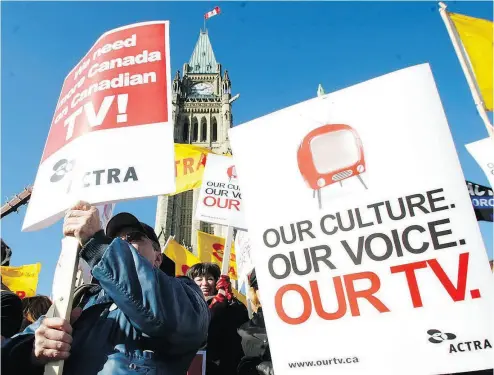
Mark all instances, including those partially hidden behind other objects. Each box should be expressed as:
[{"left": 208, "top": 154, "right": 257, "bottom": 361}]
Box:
[
  {"left": 205, "top": 296, "right": 249, "bottom": 375},
  {"left": 2, "top": 232, "right": 210, "bottom": 375},
  {"left": 237, "top": 309, "right": 273, "bottom": 375}
]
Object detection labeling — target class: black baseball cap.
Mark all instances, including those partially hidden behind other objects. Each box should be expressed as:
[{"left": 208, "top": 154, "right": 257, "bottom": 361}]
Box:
[
  {"left": 106, "top": 213, "right": 160, "bottom": 246},
  {"left": 105, "top": 212, "right": 176, "bottom": 276}
]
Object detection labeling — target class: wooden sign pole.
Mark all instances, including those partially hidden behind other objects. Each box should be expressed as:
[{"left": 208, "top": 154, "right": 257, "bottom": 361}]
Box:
[
  {"left": 44, "top": 237, "right": 80, "bottom": 375},
  {"left": 221, "top": 226, "right": 234, "bottom": 276}
]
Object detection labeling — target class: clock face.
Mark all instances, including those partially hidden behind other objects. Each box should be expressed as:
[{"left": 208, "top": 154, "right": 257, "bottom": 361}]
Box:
[{"left": 191, "top": 82, "right": 214, "bottom": 95}]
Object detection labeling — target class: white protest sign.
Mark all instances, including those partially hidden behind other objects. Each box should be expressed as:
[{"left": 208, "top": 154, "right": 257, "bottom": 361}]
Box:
[
  {"left": 466, "top": 137, "right": 494, "bottom": 188},
  {"left": 229, "top": 64, "right": 494, "bottom": 375},
  {"left": 23, "top": 21, "right": 175, "bottom": 232},
  {"left": 195, "top": 154, "right": 247, "bottom": 229},
  {"left": 235, "top": 230, "right": 253, "bottom": 282}
]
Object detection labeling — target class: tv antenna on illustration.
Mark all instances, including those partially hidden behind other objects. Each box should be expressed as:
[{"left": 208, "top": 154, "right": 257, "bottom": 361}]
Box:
[{"left": 297, "top": 124, "right": 368, "bottom": 209}]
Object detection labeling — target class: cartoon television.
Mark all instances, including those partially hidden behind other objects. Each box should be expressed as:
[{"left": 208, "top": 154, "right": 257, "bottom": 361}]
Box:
[{"left": 297, "top": 124, "right": 368, "bottom": 209}]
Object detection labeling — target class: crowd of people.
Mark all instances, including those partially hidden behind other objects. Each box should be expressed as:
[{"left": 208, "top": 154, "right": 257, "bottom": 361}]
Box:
[
  {"left": 1, "top": 201, "right": 491, "bottom": 375},
  {"left": 1, "top": 201, "right": 273, "bottom": 375}
]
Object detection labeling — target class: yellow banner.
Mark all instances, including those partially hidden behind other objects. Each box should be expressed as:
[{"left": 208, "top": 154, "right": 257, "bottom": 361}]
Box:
[
  {"left": 170, "top": 144, "right": 215, "bottom": 196},
  {"left": 197, "top": 231, "right": 237, "bottom": 280},
  {"left": 164, "top": 236, "right": 246, "bottom": 304},
  {"left": 164, "top": 238, "right": 201, "bottom": 276},
  {"left": 0, "top": 263, "right": 41, "bottom": 299},
  {"left": 450, "top": 12, "right": 493, "bottom": 111}
]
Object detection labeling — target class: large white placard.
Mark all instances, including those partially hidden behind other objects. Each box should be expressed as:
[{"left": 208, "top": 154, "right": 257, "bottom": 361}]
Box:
[
  {"left": 23, "top": 21, "right": 175, "bottom": 231},
  {"left": 195, "top": 153, "right": 247, "bottom": 230},
  {"left": 229, "top": 64, "right": 494, "bottom": 375},
  {"left": 466, "top": 137, "right": 494, "bottom": 188}
]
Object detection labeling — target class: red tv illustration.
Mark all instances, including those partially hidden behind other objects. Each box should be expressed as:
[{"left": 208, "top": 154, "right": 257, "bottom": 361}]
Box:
[
  {"left": 227, "top": 165, "right": 237, "bottom": 182},
  {"left": 297, "top": 124, "right": 368, "bottom": 209}
]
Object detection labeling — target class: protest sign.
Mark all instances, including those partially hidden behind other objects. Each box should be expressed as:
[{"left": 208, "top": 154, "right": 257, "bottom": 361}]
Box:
[
  {"left": 0, "top": 263, "right": 41, "bottom": 299},
  {"left": 23, "top": 21, "right": 175, "bottom": 232},
  {"left": 164, "top": 237, "right": 202, "bottom": 276},
  {"left": 195, "top": 154, "right": 246, "bottom": 230},
  {"left": 171, "top": 144, "right": 214, "bottom": 195},
  {"left": 466, "top": 181, "right": 493, "bottom": 222},
  {"left": 235, "top": 230, "right": 253, "bottom": 284},
  {"left": 466, "top": 137, "right": 494, "bottom": 188},
  {"left": 197, "top": 230, "right": 238, "bottom": 280},
  {"left": 229, "top": 64, "right": 494, "bottom": 375}
]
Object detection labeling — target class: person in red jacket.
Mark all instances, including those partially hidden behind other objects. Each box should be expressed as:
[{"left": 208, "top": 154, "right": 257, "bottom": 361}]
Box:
[{"left": 187, "top": 263, "right": 249, "bottom": 375}]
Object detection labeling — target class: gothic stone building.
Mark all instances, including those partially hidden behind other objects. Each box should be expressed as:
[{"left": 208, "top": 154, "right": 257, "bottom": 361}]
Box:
[{"left": 154, "top": 30, "right": 234, "bottom": 252}]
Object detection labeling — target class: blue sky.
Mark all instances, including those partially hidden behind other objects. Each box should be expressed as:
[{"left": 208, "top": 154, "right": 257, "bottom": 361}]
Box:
[{"left": 1, "top": 1, "right": 492, "bottom": 296}]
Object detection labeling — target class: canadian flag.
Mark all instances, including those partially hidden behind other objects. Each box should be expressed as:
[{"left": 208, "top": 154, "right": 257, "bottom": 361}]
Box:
[{"left": 204, "top": 6, "right": 221, "bottom": 20}]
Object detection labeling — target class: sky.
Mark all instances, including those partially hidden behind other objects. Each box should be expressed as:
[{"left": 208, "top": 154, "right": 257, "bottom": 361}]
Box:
[{"left": 1, "top": 1, "right": 493, "bottom": 296}]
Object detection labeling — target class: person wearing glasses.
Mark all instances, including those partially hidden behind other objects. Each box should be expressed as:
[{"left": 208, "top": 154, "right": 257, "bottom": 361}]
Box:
[{"left": 2, "top": 201, "right": 210, "bottom": 375}]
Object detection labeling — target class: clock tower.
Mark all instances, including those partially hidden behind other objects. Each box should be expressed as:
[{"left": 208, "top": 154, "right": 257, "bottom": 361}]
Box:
[{"left": 155, "top": 29, "right": 235, "bottom": 252}]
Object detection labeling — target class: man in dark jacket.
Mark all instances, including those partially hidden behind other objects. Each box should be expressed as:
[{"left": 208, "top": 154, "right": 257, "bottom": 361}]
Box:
[{"left": 2, "top": 201, "right": 210, "bottom": 375}]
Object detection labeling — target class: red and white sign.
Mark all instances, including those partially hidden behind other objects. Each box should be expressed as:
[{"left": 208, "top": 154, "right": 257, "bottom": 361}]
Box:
[
  {"left": 229, "top": 64, "right": 494, "bottom": 375},
  {"left": 23, "top": 21, "right": 175, "bottom": 231},
  {"left": 204, "top": 6, "right": 221, "bottom": 20},
  {"left": 195, "top": 154, "right": 246, "bottom": 230}
]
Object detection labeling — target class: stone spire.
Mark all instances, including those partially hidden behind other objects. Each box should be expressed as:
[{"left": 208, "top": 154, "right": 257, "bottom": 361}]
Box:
[{"left": 188, "top": 30, "right": 218, "bottom": 74}]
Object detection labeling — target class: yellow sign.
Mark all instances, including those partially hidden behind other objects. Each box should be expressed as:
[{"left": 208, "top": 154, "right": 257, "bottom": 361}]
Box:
[
  {"left": 170, "top": 144, "right": 215, "bottom": 196},
  {"left": 1, "top": 263, "right": 41, "bottom": 299},
  {"left": 197, "top": 231, "right": 237, "bottom": 280},
  {"left": 164, "top": 238, "right": 201, "bottom": 276},
  {"left": 164, "top": 236, "right": 246, "bottom": 304}
]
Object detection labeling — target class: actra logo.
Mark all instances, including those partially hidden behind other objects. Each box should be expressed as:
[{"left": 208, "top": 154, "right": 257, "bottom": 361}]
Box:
[{"left": 427, "top": 329, "right": 457, "bottom": 344}]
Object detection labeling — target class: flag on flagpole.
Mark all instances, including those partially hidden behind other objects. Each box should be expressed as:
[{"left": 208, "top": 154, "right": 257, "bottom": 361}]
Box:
[
  {"left": 1, "top": 263, "right": 41, "bottom": 299},
  {"left": 163, "top": 237, "right": 201, "bottom": 276},
  {"left": 205, "top": 6, "right": 221, "bottom": 20},
  {"left": 449, "top": 11, "right": 493, "bottom": 111},
  {"left": 438, "top": 2, "right": 493, "bottom": 140},
  {"left": 197, "top": 230, "right": 238, "bottom": 280}
]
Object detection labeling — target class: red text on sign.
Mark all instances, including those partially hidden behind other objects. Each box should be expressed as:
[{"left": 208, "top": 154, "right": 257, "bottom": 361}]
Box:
[{"left": 274, "top": 271, "right": 389, "bottom": 325}]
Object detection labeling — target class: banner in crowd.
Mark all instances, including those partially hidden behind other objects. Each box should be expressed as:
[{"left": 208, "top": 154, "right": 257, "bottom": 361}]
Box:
[
  {"left": 466, "top": 180, "right": 493, "bottom": 222},
  {"left": 466, "top": 137, "right": 494, "bottom": 188},
  {"left": 197, "top": 231, "right": 238, "bottom": 280},
  {"left": 23, "top": 21, "right": 175, "bottom": 231},
  {"left": 171, "top": 144, "right": 214, "bottom": 196},
  {"left": 163, "top": 236, "right": 247, "bottom": 304},
  {"left": 164, "top": 237, "right": 201, "bottom": 276},
  {"left": 235, "top": 230, "right": 253, "bottom": 287},
  {"left": 195, "top": 154, "right": 247, "bottom": 229},
  {"left": 1, "top": 263, "right": 41, "bottom": 299},
  {"left": 229, "top": 64, "right": 494, "bottom": 375}
]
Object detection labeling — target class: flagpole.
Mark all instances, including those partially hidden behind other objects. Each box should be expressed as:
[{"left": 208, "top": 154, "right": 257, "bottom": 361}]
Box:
[{"left": 438, "top": 2, "right": 494, "bottom": 141}]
